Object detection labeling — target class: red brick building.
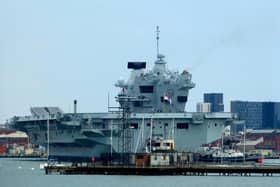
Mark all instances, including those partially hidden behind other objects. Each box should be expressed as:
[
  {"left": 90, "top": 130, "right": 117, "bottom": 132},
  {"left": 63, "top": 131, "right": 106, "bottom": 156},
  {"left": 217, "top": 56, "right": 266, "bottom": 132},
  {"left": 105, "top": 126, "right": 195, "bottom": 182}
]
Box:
[
  {"left": 246, "top": 130, "right": 280, "bottom": 152},
  {"left": 0, "top": 128, "right": 28, "bottom": 155}
]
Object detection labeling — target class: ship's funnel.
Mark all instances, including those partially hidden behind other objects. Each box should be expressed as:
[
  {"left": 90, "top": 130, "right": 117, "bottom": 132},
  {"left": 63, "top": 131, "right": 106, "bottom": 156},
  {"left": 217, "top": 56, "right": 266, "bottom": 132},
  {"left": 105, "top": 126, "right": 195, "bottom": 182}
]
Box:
[{"left": 74, "top": 100, "right": 77, "bottom": 114}]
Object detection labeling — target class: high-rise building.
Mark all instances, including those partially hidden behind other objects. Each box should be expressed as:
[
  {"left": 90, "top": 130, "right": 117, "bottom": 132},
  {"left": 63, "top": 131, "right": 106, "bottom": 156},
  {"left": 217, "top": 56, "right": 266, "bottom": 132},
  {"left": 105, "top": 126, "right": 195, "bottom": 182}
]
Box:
[
  {"left": 231, "top": 101, "right": 280, "bottom": 132},
  {"left": 262, "top": 102, "right": 280, "bottom": 129},
  {"left": 203, "top": 93, "right": 224, "bottom": 112},
  {"left": 196, "top": 102, "right": 211, "bottom": 112},
  {"left": 230, "top": 101, "right": 263, "bottom": 130}
]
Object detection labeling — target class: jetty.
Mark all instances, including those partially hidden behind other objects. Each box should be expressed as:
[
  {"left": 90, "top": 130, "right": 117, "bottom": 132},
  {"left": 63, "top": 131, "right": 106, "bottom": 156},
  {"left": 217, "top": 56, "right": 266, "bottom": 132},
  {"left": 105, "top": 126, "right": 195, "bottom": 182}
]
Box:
[{"left": 45, "top": 164, "right": 280, "bottom": 176}]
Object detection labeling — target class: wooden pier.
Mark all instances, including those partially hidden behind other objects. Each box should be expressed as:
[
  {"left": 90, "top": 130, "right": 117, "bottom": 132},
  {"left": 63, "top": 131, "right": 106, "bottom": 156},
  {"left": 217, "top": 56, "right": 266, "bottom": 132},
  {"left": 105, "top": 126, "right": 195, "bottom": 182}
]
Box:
[{"left": 45, "top": 164, "right": 280, "bottom": 176}]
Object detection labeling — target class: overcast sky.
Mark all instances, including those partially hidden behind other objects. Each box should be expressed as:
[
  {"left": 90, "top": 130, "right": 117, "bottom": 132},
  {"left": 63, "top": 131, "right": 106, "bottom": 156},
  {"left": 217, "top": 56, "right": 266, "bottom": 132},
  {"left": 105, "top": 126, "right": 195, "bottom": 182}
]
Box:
[{"left": 0, "top": 0, "right": 279, "bottom": 123}]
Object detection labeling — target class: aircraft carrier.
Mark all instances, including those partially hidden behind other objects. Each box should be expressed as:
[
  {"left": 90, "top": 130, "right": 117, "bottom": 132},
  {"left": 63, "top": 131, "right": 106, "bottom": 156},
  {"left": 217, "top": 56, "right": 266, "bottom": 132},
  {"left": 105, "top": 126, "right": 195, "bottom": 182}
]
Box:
[{"left": 8, "top": 27, "right": 237, "bottom": 161}]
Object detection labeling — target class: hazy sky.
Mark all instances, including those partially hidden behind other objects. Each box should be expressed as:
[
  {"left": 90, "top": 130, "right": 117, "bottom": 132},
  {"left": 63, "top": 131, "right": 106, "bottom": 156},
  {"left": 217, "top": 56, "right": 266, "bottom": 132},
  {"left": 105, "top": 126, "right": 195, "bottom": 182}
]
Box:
[{"left": 0, "top": 0, "right": 279, "bottom": 123}]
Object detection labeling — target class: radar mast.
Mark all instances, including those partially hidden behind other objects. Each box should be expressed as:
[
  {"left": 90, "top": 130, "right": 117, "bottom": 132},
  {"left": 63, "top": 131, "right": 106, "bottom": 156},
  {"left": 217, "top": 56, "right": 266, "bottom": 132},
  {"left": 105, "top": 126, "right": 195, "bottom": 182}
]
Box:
[{"left": 156, "top": 26, "right": 160, "bottom": 60}]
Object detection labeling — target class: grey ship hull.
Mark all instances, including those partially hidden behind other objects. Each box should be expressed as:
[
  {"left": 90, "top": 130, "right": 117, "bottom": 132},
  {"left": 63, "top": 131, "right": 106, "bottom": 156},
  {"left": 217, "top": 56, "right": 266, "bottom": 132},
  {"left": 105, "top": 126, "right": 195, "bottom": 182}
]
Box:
[
  {"left": 10, "top": 112, "right": 236, "bottom": 161},
  {"left": 9, "top": 32, "right": 236, "bottom": 161}
]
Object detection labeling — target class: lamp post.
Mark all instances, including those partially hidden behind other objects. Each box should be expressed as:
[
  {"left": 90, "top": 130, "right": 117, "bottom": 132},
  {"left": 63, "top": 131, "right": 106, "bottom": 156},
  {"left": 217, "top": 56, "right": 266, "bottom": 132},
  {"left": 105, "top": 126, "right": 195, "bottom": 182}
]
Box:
[
  {"left": 221, "top": 128, "right": 224, "bottom": 164},
  {"left": 47, "top": 115, "right": 50, "bottom": 161},
  {"left": 243, "top": 124, "right": 246, "bottom": 163}
]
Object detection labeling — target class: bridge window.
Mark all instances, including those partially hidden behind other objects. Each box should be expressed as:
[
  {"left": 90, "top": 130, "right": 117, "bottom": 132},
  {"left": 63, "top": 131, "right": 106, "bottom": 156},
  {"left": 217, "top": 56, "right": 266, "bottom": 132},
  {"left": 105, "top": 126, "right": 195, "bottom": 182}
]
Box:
[
  {"left": 177, "top": 96, "right": 188, "bottom": 102},
  {"left": 139, "top": 86, "right": 154, "bottom": 93}
]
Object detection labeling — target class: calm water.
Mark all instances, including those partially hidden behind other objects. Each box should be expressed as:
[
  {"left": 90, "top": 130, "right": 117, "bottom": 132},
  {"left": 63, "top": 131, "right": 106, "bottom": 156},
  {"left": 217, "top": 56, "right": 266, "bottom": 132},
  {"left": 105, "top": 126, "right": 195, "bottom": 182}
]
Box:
[{"left": 0, "top": 158, "right": 280, "bottom": 187}]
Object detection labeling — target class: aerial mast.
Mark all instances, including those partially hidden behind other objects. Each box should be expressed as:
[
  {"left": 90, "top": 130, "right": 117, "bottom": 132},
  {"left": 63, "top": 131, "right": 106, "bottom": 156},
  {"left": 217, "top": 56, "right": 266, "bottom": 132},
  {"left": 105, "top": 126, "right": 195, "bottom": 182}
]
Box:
[{"left": 156, "top": 26, "right": 160, "bottom": 59}]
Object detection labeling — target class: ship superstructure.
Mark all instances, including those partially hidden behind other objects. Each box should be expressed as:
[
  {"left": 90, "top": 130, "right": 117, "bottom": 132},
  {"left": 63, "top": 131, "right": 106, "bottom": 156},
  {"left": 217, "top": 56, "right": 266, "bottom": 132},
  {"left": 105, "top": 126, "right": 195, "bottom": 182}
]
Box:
[
  {"left": 9, "top": 27, "right": 237, "bottom": 161},
  {"left": 115, "top": 54, "right": 194, "bottom": 113}
]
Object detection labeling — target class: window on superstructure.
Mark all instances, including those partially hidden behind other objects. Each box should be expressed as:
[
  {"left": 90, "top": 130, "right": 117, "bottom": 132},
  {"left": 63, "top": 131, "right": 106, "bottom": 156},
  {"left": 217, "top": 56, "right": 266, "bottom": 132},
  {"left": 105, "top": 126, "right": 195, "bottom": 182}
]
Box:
[
  {"left": 155, "top": 143, "right": 161, "bottom": 147},
  {"left": 163, "top": 143, "right": 170, "bottom": 146},
  {"left": 139, "top": 85, "right": 154, "bottom": 93},
  {"left": 133, "top": 101, "right": 143, "bottom": 107},
  {"left": 177, "top": 96, "right": 188, "bottom": 102},
  {"left": 129, "top": 123, "right": 138, "bottom": 129},
  {"left": 177, "top": 123, "right": 189, "bottom": 129}
]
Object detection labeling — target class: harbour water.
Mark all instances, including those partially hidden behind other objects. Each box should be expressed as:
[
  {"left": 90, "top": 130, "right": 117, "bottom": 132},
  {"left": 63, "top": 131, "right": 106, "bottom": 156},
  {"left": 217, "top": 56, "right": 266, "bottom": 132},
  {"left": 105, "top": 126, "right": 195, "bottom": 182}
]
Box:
[{"left": 0, "top": 158, "right": 280, "bottom": 187}]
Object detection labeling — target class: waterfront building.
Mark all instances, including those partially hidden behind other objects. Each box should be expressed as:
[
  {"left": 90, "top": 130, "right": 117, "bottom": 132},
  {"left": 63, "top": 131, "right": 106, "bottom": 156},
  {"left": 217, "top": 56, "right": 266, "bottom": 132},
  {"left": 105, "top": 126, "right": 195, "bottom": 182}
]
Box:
[
  {"left": 230, "top": 101, "right": 280, "bottom": 132},
  {"left": 246, "top": 129, "right": 280, "bottom": 153},
  {"left": 0, "top": 128, "right": 28, "bottom": 156},
  {"left": 203, "top": 93, "right": 224, "bottom": 112},
  {"left": 196, "top": 102, "right": 211, "bottom": 112}
]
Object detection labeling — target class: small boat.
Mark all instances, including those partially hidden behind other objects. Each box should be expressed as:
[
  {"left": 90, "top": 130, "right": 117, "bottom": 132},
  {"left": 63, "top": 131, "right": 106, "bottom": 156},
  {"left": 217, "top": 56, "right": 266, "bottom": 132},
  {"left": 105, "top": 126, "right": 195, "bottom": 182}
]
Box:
[
  {"left": 39, "top": 163, "right": 48, "bottom": 170},
  {"left": 198, "top": 147, "right": 262, "bottom": 163},
  {"left": 39, "top": 161, "right": 65, "bottom": 170}
]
